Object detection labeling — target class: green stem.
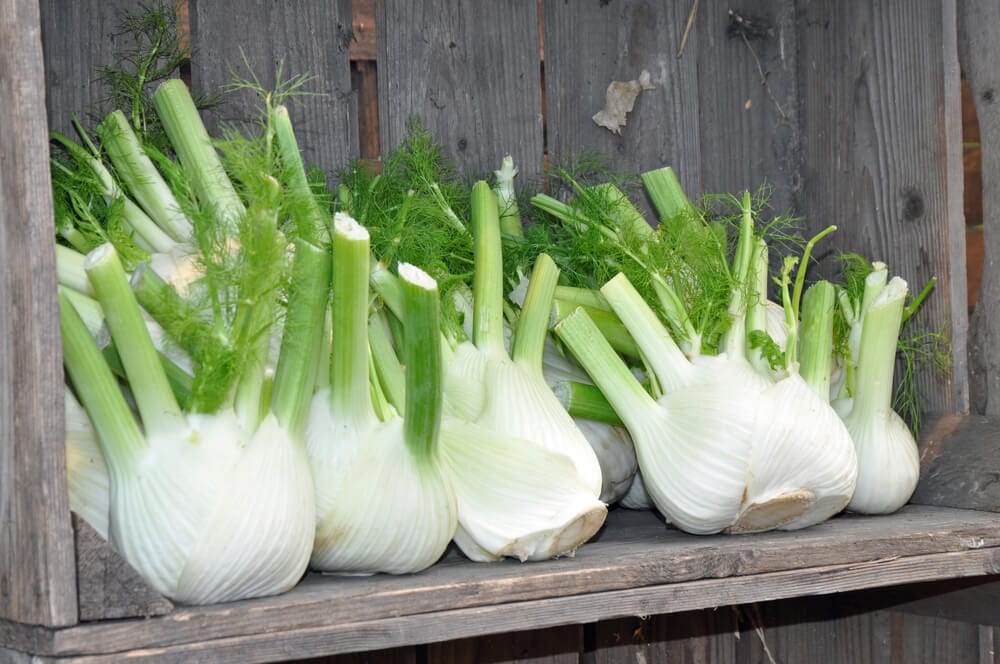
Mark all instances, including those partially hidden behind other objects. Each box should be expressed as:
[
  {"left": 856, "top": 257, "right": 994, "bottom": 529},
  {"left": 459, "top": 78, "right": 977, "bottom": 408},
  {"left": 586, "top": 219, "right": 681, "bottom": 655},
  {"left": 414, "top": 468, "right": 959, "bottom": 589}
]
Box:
[
  {"left": 60, "top": 292, "right": 146, "bottom": 473},
  {"left": 270, "top": 240, "right": 331, "bottom": 435},
  {"left": 849, "top": 278, "right": 908, "bottom": 422},
  {"left": 56, "top": 245, "right": 94, "bottom": 296},
  {"left": 512, "top": 253, "right": 559, "bottom": 370},
  {"left": 399, "top": 264, "right": 444, "bottom": 464},
  {"left": 471, "top": 180, "right": 506, "bottom": 353},
  {"left": 273, "top": 105, "right": 326, "bottom": 243},
  {"left": 902, "top": 277, "right": 936, "bottom": 323},
  {"left": 58, "top": 287, "right": 104, "bottom": 336},
  {"left": 329, "top": 215, "right": 375, "bottom": 420},
  {"left": 791, "top": 225, "right": 837, "bottom": 321},
  {"left": 369, "top": 308, "right": 406, "bottom": 414},
  {"left": 494, "top": 156, "right": 522, "bottom": 237},
  {"left": 799, "top": 281, "right": 836, "bottom": 397},
  {"left": 552, "top": 380, "right": 624, "bottom": 425},
  {"left": 153, "top": 79, "right": 245, "bottom": 228},
  {"left": 601, "top": 272, "right": 694, "bottom": 394},
  {"left": 551, "top": 300, "right": 640, "bottom": 359},
  {"left": 745, "top": 239, "right": 770, "bottom": 374},
  {"left": 554, "top": 286, "right": 611, "bottom": 311},
  {"left": 779, "top": 257, "right": 799, "bottom": 368},
  {"left": 98, "top": 109, "right": 193, "bottom": 242},
  {"left": 103, "top": 342, "right": 193, "bottom": 410},
  {"left": 641, "top": 166, "right": 695, "bottom": 222},
  {"left": 554, "top": 308, "right": 658, "bottom": 432},
  {"left": 593, "top": 182, "right": 654, "bottom": 241},
  {"left": 85, "top": 244, "right": 184, "bottom": 437}
]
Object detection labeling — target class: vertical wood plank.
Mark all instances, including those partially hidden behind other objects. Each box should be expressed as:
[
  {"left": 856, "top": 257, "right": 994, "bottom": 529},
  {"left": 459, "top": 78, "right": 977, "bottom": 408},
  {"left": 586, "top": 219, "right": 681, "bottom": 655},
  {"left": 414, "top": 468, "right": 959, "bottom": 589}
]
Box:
[
  {"left": 38, "top": 0, "right": 138, "bottom": 136},
  {"left": 695, "top": 0, "right": 800, "bottom": 216},
  {"left": 427, "top": 625, "right": 581, "bottom": 664},
  {"left": 589, "top": 611, "right": 738, "bottom": 664},
  {"left": 736, "top": 599, "right": 891, "bottom": 664},
  {"left": 189, "top": 0, "right": 358, "bottom": 179},
  {"left": 889, "top": 612, "right": 981, "bottom": 664},
  {"left": 960, "top": 0, "right": 1000, "bottom": 416},
  {"left": 796, "top": 0, "right": 967, "bottom": 418},
  {"left": 377, "top": 0, "right": 543, "bottom": 181},
  {"left": 0, "top": 0, "right": 78, "bottom": 627},
  {"left": 542, "top": 0, "right": 701, "bottom": 197}
]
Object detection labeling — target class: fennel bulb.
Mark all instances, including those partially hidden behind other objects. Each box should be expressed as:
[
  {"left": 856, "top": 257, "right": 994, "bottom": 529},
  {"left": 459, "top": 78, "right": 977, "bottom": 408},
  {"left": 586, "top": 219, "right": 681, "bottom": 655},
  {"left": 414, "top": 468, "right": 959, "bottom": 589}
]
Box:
[
  {"left": 443, "top": 182, "right": 603, "bottom": 497},
  {"left": 307, "top": 215, "right": 456, "bottom": 574},
  {"left": 841, "top": 274, "right": 920, "bottom": 514},
  {"left": 62, "top": 242, "right": 322, "bottom": 604}
]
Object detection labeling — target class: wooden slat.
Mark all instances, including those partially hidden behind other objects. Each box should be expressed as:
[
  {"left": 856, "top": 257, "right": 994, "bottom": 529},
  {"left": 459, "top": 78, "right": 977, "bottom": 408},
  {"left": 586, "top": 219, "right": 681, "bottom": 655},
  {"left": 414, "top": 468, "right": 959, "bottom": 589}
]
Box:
[
  {"left": 12, "top": 542, "right": 1000, "bottom": 662},
  {"left": 961, "top": 0, "right": 1000, "bottom": 416},
  {"left": 890, "top": 612, "right": 982, "bottom": 664},
  {"left": 350, "top": 0, "right": 376, "bottom": 61},
  {"left": 796, "top": 0, "right": 967, "bottom": 418},
  {"left": 426, "top": 625, "right": 581, "bottom": 664},
  {"left": 73, "top": 515, "right": 172, "bottom": 622},
  {"left": 695, "top": 0, "right": 800, "bottom": 216},
  {"left": 912, "top": 414, "right": 1000, "bottom": 511},
  {"left": 188, "top": 0, "right": 358, "bottom": 179},
  {"left": 377, "top": 0, "right": 543, "bottom": 181},
  {"left": 0, "top": 505, "right": 997, "bottom": 658},
  {"left": 38, "top": 0, "right": 138, "bottom": 136},
  {"left": 0, "top": 0, "right": 78, "bottom": 628},
  {"left": 590, "top": 611, "right": 737, "bottom": 663},
  {"left": 542, "top": 0, "right": 701, "bottom": 197}
]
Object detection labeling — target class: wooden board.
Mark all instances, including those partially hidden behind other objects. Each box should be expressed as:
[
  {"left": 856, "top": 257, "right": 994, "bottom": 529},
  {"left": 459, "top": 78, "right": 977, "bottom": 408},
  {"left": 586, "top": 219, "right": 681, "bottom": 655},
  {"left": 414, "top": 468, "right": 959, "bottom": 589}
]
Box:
[
  {"left": 38, "top": 0, "right": 139, "bottom": 136},
  {"left": 589, "top": 610, "right": 738, "bottom": 663},
  {"left": 376, "top": 0, "right": 544, "bottom": 182},
  {"left": 2, "top": 505, "right": 1000, "bottom": 660},
  {"left": 796, "top": 0, "right": 967, "bottom": 418},
  {"left": 961, "top": 0, "right": 1000, "bottom": 416},
  {"left": 188, "top": 0, "right": 358, "bottom": 179},
  {"left": 541, "top": 0, "right": 701, "bottom": 198},
  {"left": 912, "top": 414, "right": 1000, "bottom": 511},
  {"left": 427, "top": 625, "right": 581, "bottom": 664},
  {"left": 695, "top": 0, "right": 800, "bottom": 217},
  {"left": 0, "top": 0, "right": 78, "bottom": 628}
]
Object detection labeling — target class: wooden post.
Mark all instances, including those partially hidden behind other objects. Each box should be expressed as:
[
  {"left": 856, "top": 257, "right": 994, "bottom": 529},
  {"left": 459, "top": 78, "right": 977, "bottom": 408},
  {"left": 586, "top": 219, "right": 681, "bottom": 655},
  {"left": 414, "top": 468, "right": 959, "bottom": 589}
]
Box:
[{"left": 0, "top": 0, "right": 78, "bottom": 627}]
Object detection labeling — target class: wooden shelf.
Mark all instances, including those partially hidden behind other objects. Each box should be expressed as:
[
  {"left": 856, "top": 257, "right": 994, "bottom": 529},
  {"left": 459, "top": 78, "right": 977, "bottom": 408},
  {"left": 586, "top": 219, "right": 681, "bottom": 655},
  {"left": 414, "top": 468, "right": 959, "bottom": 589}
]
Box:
[{"left": 4, "top": 504, "right": 999, "bottom": 663}]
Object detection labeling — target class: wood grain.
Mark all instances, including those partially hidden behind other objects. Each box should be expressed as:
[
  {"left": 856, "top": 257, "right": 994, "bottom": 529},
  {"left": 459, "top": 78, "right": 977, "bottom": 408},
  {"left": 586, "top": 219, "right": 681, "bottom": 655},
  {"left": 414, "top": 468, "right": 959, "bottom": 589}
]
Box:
[
  {"left": 961, "top": 0, "right": 1000, "bottom": 416},
  {"left": 38, "top": 0, "right": 137, "bottom": 136},
  {"left": 427, "top": 625, "right": 581, "bottom": 664},
  {"left": 695, "top": 0, "right": 801, "bottom": 217},
  {"left": 0, "top": 505, "right": 996, "bottom": 658},
  {"left": 72, "top": 515, "right": 172, "bottom": 622},
  {"left": 542, "top": 0, "right": 701, "bottom": 198},
  {"left": 0, "top": 0, "right": 78, "bottom": 628},
  {"left": 188, "top": 0, "right": 358, "bottom": 179},
  {"left": 911, "top": 415, "right": 1000, "bottom": 511},
  {"left": 10, "top": 543, "right": 1000, "bottom": 662},
  {"left": 590, "top": 610, "right": 738, "bottom": 664},
  {"left": 797, "top": 0, "right": 967, "bottom": 419},
  {"left": 377, "top": 0, "right": 544, "bottom": 181}
]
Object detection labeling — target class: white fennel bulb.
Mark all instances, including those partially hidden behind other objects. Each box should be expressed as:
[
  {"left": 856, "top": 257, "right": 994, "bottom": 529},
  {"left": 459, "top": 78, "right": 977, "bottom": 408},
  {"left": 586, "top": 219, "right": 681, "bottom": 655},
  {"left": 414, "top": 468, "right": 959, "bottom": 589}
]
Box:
[
  {"left": 61, "top": 242, "right": 323, "bottom": 604},
  {"left": 444, "top": 183, "right": 602, "bottom": 496},
  {"left": 619, "top": 470, "right": 651, "bottom": 510},
  {"left": 64, "top": 387, "right": 110, "bottom": 539},
  {"left": 841, "top": 274, "right": 919, "bottom": 514},
  {"left": 307, "top": 216, "right": 456, "bottom": 574}
]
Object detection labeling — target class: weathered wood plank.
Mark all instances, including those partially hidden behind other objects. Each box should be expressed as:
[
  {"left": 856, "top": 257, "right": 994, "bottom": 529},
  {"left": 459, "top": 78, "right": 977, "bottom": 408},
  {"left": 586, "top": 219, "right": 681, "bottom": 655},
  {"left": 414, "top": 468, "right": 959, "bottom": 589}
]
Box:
[
  {"left": 590, "top": 610, "right": 737, "bottom": 664},
  {"left": 72, "top": 515, "right": 172, "bottom": 622},
  {"left": 377, "top": 0, "right": 543, "bottom": 181},
  {"left": 911, "top": 414, "right": 1000, "bottom": 511},
  {"left": 350, "top": 0, "right": 376, "bottom": 61},
  {"left": 797, "top": 0, "right": 967, "bottom": 418},
  {"left": 188, "top": 0, "right": 358, "bottom": 179},
  {"left": 736, "top": 597, "right": 892, "bottom": 663},
  {"left": 696, "top": 0, "right": 800, "bottom": 216},
  {"left": 12, "top": 544, "right": 1000, "bottom": 661},
  {"left": 427, "top": 625, "right": 580, "bottom": 664},
  {"left": 38, "top": 0, "right": 140, "bottom": 136},
  {"left": 542, "top": 0, "right": 701, "bottom": 198},
  {"left": 889, "top": 612, "right": 981, "bottom": 664},
  {"left": 961, "top": 0, "right": 1000, "bottom": 416},
  {"left": 0, "top": 505, "right": 992, "bottom": 657},
  {"left": 0, "top": 0, "right": 78, "bottom": 628}
]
